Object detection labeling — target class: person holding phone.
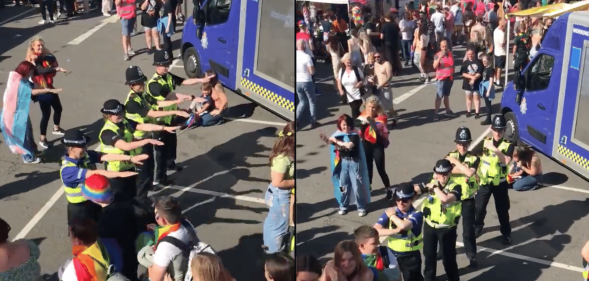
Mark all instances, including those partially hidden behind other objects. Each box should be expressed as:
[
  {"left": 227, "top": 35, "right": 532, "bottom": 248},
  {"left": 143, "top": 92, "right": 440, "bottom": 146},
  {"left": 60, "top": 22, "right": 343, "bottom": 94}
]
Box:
[{"left": 433, "top": 39, "right": 455, "bottom": 121}]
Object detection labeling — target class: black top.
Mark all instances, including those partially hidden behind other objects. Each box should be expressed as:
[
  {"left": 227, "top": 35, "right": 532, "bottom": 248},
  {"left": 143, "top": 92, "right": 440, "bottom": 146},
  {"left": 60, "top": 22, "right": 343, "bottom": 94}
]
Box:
[
  {"left": 99, "top": 119, "right": 138, "bottom": 147},
  {"left": 125, "top": 93, "right": 151, "bottom": 117},
  {"left": 493, "top": 139, "right": 515, "bottom": 158},
  {"left": 147, "top": 73, "right": 185, "bottom": 97},
  {"left": 467, "top": 42, "right": 484, "bottom": 55},
  {"left": 320, "top": 20, "right": 332, "bottom": 33},
  {"left": 481, "top": 65, "right": 494, "bottom": 82},
  {"left": 381, "top": 22, "right": 399, "bottom": 45},
  {"left": 514, "top": 33, "right": 531, "bottom": 54},
  {"left": 33, "top": 55, "right": 57, "bottom": 75},
  {"left": 162, "top": 0, "right": 174, "bottom": 17},
  {"left": 460, "top": 59, "right": 483, "bottom": 91},
  {"left": 334, "top": 134, "right": 361, "bottom": 159}
]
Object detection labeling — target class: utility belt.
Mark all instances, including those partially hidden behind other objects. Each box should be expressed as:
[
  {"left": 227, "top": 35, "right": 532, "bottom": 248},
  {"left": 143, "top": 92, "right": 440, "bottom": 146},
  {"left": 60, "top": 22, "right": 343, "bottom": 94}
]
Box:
[{"left": 425, "top": 218, "right": 457, "bottom": 229}]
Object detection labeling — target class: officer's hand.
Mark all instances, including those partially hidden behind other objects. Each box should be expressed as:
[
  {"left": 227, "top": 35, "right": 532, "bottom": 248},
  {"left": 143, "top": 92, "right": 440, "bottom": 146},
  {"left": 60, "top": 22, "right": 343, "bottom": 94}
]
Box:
[
  {"left": 385, "top": 207, "right": 396, "bottom": 217},
  {"left": 484, "top": 141, "right": 496, "bottom": 151},
  {"left": 131, "top": 154, "right": 149, "bottom": 165},
  {"left": 445, "top": 155, "right": 457, "bottom": 163},
  {"left": 149, "top": 139, "right": 165, "bottom": 146},
  {"left": 119, "top": 171, "right": 138, "bottom": 177},
  {"left": 164, "top": 126, "right": 180, "bottom": 133},
  {"left": 194, "top": 97, "right": 207, "bottom": 103},
  {"left": 176, "top": 111, "right": 190, "bottom": 118}
]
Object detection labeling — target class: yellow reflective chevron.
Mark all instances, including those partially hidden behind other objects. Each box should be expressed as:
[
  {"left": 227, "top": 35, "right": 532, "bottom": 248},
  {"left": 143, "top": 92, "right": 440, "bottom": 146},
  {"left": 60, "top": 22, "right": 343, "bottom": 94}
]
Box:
[
  {"left": 478, "top": 137, "right": 512, "bottom": 185},
  {"left": 422, "top": 180, "right": 462, "bottom": 228},
  {"left": 60, "top": 154, "right": 97, "bottom": 204},
  {"left": 124, "top": 90, "right": 157, "bottom": 139},
  {"left": 386, "top": 213, "right": 423, "bottom": 252},
  {"left": 145, "top": 73, "right": 177, "bottom": 125},
  {"left": 446, "top": 151, "right": 479, "bottom": 200},
  {"left": 98, "top": 119, "right": 140, "bottom": 172}
]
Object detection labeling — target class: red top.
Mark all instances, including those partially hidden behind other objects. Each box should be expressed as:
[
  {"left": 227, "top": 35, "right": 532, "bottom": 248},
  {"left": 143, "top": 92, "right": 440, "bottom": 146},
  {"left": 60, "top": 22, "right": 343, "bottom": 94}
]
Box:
[{"left": 296, "top": 32, "right": 312, "bottom": 41}]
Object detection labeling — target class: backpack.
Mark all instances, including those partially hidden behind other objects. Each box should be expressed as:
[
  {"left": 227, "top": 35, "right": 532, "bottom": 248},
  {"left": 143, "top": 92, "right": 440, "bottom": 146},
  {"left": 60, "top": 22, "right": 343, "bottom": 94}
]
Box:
[
  {"left": 183, "top": 241, "right": 218, "bottom": 281},
  {"left": 339, "top": 66, "right": 366, "bottom": 104}
]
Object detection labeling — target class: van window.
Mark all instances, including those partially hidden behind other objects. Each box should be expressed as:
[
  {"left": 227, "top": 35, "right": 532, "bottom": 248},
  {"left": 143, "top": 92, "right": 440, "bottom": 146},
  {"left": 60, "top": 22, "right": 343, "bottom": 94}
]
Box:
[
  {"left": 206, "top": 0, "right": 232, "bottom": 25},
  {"left": 573, "top": 48, "right": 589, "bottom": 146},
  {"left": 525, "top": 54, "right": 555, "bottom": 92}
]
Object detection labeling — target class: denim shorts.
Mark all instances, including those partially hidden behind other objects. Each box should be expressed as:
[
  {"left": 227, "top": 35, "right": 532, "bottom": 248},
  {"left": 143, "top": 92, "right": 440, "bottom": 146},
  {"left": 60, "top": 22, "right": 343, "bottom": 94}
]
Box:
[
  {"left": 121, "top": 17, "right": 136, "bottom": 36},
  {"left": 436, "top": 79, "right": 453, "bottom": 98}
]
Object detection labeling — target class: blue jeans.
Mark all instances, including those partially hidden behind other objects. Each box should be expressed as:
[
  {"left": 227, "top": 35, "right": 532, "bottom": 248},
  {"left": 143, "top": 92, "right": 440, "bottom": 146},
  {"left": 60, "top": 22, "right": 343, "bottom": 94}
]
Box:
[
  {"left": 296, "top": 81, "right": 317, "bottom": 124},
  {"left": 199, "top": 110, "right": 225, "bottom": 127},
  {"left": 263, "top": 184, "right": 291, "bottom": 253},
  {"left": 512, "top": 175, "right": 541, "bottom": 191},
  {"left": 401, "top": 39, "right": 413, "bottom": 62},
  {"left": 22, "top": 118, "right": 38, "bottom": 162},
  {"left": 339, "top": 158, "right": 367, "bottom": 212},
  {"left": 446, "top": 30, "right": 453, "bottom": 50}
]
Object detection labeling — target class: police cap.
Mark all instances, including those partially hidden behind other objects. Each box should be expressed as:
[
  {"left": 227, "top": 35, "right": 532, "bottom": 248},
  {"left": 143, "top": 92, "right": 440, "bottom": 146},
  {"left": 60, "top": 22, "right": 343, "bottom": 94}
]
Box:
[
  {"left": 491, "top": 114, "right": 506, "bottom": 130},
  {"left": 433, "top": 159, "right": 453, "bottom": 174},
  {"left": 455, "top": 126, "right": 472, "bottom": 143},
  {"left": 63, "top": 129, "right": 90, "bottom": 147},
  {"left": 101, "top": 99, "right": 124, "bottom": 115},
  {"left": 395, "top": 183, "right": 416, "bottom": 199},
  {"left": 153, "top": 50, "right": 172, "bottom": 66},
  {"left": 125, "top": 66, "right": 147, "bottom": 85}
]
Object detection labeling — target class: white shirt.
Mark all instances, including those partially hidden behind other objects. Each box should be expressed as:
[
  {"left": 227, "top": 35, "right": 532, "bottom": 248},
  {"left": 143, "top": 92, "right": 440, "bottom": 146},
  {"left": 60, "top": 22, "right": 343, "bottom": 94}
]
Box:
[
  {"left": 60, "top": 260, "right": 78, "bottom": 281},
  {"left": 339, "top": 68, "right": 364, "bottom": 102},
  {"left": 493, "top": 28, "right": 507, "bottom": 56},
  {"left": 399, "top": 19, "right": 416, "bottom": 40},
  {"left": 451, "top": 5, "right": 462, "bottom": 24},
  {"left": 153, "top": 226, "right": 191, "bottom": 268},
  {"left": 296, "top": 50, "right": 314, "bottom": 83},
  {"left": 431, "top": 12, "right": 445, "bottom": 32}
]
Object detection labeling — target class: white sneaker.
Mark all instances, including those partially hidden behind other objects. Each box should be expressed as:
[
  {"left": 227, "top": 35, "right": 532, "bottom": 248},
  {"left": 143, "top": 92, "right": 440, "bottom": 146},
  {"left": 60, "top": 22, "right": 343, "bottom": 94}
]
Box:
[
  {"left": 127, "top": 49, "right": 136, "bottom": 56},
  {"left": 24, "top": 157, "right": 42, "bottom": 164},
  {"left": 103, "top": 12, "right": 110, "bottom": 16},
  {"left": 57, "top": 12, "right": 62, "bottom": 18},
  {"left": 358, "top": 210, "right": 367, "bottom": 217},
  {"left": 48, "top": 19, "right": 54, "bottom": 24},
  {"left": 338, "top": 210, "right": 347, "bottom": 215},
  {"left": 38, "top": 20, "right": 46, "bottom": 25}
]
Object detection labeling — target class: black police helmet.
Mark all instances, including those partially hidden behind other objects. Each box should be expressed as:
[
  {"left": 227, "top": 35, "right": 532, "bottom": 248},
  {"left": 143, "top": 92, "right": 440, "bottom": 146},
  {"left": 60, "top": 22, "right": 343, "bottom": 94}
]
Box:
[
  {"left": 100, "top": 99, "right": 124, "bottom": 115},
  {"left": 455, "top": 126, "right": 472, "bottom": 143},
  {"left": 433, "top": 159, "right": 453, "bottom": 174},
  {"left": 153, "top": 50, "right": 172, "bottom": 66},
  {"left": 63, "top": 129, "right": 90, "bottom": 147},
  {"left": 125, "top": 66, "right": 147, "bottom": 85},
  {"left": 491, "top": 114, "right": 507, "bottom": 130}
]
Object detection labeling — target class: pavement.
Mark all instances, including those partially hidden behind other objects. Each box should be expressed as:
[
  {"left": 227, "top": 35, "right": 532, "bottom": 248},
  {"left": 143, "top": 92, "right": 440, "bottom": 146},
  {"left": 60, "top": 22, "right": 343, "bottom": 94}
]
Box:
[
  {"left": 296, "top": 44, "right": 589, "bottom": 281},
  {"left": 0, "top": 3, "right": 286, "bottom": 280}
]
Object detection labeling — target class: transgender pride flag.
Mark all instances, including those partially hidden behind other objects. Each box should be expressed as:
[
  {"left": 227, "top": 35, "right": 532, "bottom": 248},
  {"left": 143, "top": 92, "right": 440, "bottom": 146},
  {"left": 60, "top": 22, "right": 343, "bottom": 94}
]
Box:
[{"left": 1, "top": 71, "right": 32, "bottom": 156}]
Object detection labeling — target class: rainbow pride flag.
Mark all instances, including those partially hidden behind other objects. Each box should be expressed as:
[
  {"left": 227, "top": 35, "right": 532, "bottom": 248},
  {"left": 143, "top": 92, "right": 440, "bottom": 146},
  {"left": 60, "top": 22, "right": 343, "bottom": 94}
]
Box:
[{"left": 1, "top": 71, "right": 33, "bottom": 157}]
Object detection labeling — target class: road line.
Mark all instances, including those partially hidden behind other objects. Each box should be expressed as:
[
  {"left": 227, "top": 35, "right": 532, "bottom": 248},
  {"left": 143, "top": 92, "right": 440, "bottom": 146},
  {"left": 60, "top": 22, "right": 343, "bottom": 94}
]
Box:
[
  {"left": 12, "top": 187, "right": 64, "bottom": 241},
  {"left": 547, "top": 184, "right": 589, "bottom": 195},
  {"left": 316, "top": 76, "right": 334, "bottom": 83},
  {"left": 168, "top": 57, "right": 182, "bottom": 70},
  {"left": 223, "top": 117, "right": 286, "bottom": 127},
  {"left": 68, "top": 15, "right": 117, "bottom": 45},
  {"left": 393, "top": 84, "right": 428, "bottom": 105},
  {"left": 164, "top": 185, "right": 265, "bottom": 204},
  {"left": 469, "top": 126, "right": 492, "bottom": 150},
  {"left": 0, "top": 7, "right": 36, "bottom": 26}
]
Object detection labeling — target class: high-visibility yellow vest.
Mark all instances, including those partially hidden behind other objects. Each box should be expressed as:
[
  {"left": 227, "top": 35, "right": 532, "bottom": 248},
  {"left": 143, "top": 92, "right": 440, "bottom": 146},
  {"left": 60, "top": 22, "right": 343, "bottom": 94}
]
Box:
[
  {"left": 60, "top": 154, "right": 97, "bottom": 204},
  {"left": 478, "top": 137, "right": 512, "bottom": 185},
  {"left": 99, "top": 119, "right": 140, "bottom": 172},
  {"left": 145, "top": 73, "right": 177, "bottom": 125},
  {"left": 386, "top": 210, "right": 423, "bottom": 252},
  {"left": 445, "top": 150, "right": 479, "bottom": 200},
  {"left": 124, "top": 90, "right": 157, "bottom": 139},
  {"left": 422, "top": 180, "right": 462, "bottom": 228}
]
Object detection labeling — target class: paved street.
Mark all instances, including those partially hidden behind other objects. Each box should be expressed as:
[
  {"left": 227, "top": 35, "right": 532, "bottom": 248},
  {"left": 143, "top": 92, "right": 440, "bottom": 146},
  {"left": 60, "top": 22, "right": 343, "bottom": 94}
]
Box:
[
  {"left": 296, "top": 45, "right": 589, "bottom": 281},
  {"left": 0, "top": 3, "right": 286, "bottom": 280}
]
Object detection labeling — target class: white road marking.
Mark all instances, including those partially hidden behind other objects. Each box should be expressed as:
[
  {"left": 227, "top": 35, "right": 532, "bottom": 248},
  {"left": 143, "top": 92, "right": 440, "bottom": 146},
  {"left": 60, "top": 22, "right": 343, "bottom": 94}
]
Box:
[
  {"left": 13, "top": 187, "right": 64, "bottom": 241},
  {"left": 393, "top": 84, "right": 429, "bottom": 105},
  {"left": 316, "top": 76, "right": 334, "bottom": 83},
  {"left": 470, "top": 126, "right": 492, "bottom": 150},
  {"left": 548, "top": 184, "right": 589, "bottom": 194},
  {"left": 168, "top": 57, "right": 182, "bottom": 70},
  {"left": 68, "top": 15, "right": 118, "bottom": 45},
  {"left": 0, "top": 7, "right": 36, "bottom": 26},
  {"left": 223, "top": 117, "right": 286, "bottom": 127}
]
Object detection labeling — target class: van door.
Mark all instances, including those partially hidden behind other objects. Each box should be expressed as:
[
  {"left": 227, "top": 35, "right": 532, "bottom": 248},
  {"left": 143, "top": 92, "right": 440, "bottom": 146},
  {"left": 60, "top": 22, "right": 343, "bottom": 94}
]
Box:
[
  {"left": 518, "top": 52, "right": 557, "bottom": 152},
  {"left": 201, "top": 0, "right": 234, "bottom": 83}
]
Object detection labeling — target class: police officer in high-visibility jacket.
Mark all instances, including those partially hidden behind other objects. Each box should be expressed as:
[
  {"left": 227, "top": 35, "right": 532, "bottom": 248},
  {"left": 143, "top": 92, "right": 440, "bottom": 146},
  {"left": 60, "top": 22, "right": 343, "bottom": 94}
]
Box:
[
  {"left": 414, "top": 159, "right": 462, "bottom": 281},
  {"left": 98, "top": 99, "right": 179, "bottom": 206},
  {"left": 123, "top": 66, "right": 191, "bottom": 194},
  {"left": 145, "top": 50, "right": 211, "bottom": 186},
  {"left": 474, "top": 114, "right": 514, "bottom": 245},
  {"left": 373, "top": 183, "right": 424, "bottom": 281},
  {"left": 443, "top": 127, "right": 481, "bottom": 268},
  {"left": 60, "top": 129, "right": 139, "bottom": 224}
]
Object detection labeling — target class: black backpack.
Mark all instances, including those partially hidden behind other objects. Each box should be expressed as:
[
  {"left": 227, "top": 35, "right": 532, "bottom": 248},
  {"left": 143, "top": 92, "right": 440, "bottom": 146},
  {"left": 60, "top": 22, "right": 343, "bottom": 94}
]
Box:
[{"left": 339, "top": 67, "right": 366, "bottom": 104}]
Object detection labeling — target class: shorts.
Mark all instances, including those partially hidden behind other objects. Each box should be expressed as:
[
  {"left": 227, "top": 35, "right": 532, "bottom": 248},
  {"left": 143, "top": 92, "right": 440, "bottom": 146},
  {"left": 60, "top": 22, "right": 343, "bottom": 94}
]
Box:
[
  {"left": 121, "top": 17, "right": 136, "bottom": 36},
  {"left": 436, "top": 79, "right": 453, "bottom": 98},
  {"left": 495, "top": 55, "right": 506, "bottom": 68},
  {"left": 465, "top": 90, "right": 479, "bottom": 95}
]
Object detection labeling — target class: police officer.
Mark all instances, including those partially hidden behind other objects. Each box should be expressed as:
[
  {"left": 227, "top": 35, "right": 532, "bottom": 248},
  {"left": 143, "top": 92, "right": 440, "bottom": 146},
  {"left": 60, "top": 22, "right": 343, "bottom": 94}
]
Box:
[
  {"left": 60, "top": 129, "right": 138, "bottom": 224},
  {"left": 414, "top": 159, "right": 462, "bottom": 281},
  {"left": 373, "top": 183, "right": 424, "bottom": 281},
  {"left": 124, "top": 66, "right": 191, "bottom": 194},
  {"left": 512, "top": 24, "right": 530, "bottom": 90},
  {"left": 145, "top": 50, "right": 211, "bottom": 186},
  {"left": 443, "top": 127, "right": 480, "bottom": 268},
  {"left": 98, "top": 99, "right": 178, "bottom": 206},
  {"left": 474, "top": 114, "right": 514, "bottom": 245}
]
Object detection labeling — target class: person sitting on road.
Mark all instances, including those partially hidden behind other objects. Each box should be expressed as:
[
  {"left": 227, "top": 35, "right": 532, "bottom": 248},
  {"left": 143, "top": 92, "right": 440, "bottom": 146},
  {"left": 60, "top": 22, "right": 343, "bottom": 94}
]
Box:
[
  {"left": 508, "top": 146, "right": 543, "bottom": 191},
  {"left": 191, "top": 70, "right": 228, "bottom": 127},
  {"left": 0, "top": 217, "right": 42, "bottom": 281},
  {"left": 322, "top": 240, "right": 374, "bottom": 281}
]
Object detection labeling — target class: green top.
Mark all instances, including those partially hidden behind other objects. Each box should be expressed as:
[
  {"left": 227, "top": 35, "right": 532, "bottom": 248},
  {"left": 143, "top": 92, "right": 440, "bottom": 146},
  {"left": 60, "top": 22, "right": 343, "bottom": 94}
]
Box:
[
  {"left": 0, "top": 240, "right": 41, "bottom": 281},
  {"left": 271, "top": 154, "right": 294, "bottom": 181}
]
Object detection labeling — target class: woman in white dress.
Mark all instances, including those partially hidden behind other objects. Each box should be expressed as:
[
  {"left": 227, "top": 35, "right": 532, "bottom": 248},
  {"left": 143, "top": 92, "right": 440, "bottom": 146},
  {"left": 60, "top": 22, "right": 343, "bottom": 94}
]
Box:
[
  {"left": 326, "top": 35, "right": 344, "bottom": 82},
  {"left": 347, "top": 29, "right": 364, "bottom": 68}
]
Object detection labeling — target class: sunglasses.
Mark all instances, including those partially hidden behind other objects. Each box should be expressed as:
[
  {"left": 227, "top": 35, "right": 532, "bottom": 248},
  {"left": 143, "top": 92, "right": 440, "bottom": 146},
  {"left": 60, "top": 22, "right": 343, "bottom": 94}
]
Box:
[
  {"left": 395, "top": 197, "right": 411, "bottom": 203},
  {"left": 374, "top": 56, "right": 381, "bottom": 58}
]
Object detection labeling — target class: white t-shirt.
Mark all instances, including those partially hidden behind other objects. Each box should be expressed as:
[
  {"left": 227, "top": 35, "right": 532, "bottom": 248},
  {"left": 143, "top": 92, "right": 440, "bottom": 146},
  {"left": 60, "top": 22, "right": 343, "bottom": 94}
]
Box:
[
  {"left": 60, "top": 260, "right": 78, "bottom": 281},
  {"left": 399, "top": 19, "right": 416, "bottom": 40},
  {"left": 431, "top": 12, "right": 445, "bottom": 32},
  {"left": 451, "top": 5, "right": 462, "bottom": 24},
  {"left": 296, "top": 50, "right": 314, "bottom": 83},
  {"left": 153, "top": 226, "right": 191, "bottom": 268},
  {"left": 338, "top": 68, "right": 364, "bottom": 102},
  {"left": 493, "top": 28, "right": 507, "bottom": 56}
]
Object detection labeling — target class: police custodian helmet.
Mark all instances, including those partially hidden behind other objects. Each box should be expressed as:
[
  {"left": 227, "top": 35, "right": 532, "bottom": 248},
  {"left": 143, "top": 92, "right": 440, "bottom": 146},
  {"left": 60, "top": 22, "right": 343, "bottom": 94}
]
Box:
[
  {"left": 455, "top": 127, "right": 472, "bottom": 143},
  {"left": 153, "top": 50, "right": 172, "bottom": 66},
  {"left": 491, "top": 114, "right": 507, "bottom": 130},
  {"left": 125, "top": 66, "right": 147, "bottom": 85}
]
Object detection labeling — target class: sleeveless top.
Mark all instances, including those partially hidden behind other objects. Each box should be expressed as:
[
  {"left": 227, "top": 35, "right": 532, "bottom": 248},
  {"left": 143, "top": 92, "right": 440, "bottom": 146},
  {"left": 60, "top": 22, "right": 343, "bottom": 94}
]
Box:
[{"left": 0, "top": 240, "right": 41, "bottom": 281}]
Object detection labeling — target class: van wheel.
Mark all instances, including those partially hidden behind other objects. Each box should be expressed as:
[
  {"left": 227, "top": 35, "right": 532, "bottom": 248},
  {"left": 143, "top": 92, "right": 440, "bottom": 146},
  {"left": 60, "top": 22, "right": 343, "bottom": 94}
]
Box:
[
  {"left": 504, "top": 112, "right": 521, "bottom": 146},
  {"left": 183, "top": 47, "right": 201, "bottom": 78}
]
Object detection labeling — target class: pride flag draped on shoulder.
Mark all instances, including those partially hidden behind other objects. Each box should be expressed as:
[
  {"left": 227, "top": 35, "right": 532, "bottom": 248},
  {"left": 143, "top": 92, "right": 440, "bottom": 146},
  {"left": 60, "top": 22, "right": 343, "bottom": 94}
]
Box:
[{"left": 1, "top": 71, "right": 33, "bottom": 156}]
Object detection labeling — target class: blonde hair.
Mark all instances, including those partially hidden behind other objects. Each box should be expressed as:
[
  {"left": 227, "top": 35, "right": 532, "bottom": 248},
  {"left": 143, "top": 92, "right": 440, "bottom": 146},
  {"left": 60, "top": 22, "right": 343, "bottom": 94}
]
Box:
[
  {"left": 191, "top": 253, "right": 234, "bottom": 281},
  {"left": 341, "top": 52, "right": 352, "bottom": 63},
  {"left": 364, "top": 96, "right": 386, "bottom": 116},
  {"left": 26, "top": 36, "right": 52, "bottom": 62},
  {"left": 366, "top": 52, "right": 375, "bottom": 61},
  {"left": 358, "top": 32, "right": 373, "bottom": 53}
]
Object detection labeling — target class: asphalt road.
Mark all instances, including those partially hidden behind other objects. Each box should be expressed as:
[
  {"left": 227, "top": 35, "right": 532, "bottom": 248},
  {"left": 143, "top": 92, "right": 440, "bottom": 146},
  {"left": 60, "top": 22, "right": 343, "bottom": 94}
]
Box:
[
  {"left": 0, "top": 4, "right": 286, "bottom": 280},
  {"left": 296, "top": 45, "right": 589, "bottom": 281}
]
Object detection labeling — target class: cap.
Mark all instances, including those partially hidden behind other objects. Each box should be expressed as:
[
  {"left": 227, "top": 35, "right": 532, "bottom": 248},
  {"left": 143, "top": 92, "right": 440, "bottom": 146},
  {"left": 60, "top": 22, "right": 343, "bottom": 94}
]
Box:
[
  {"left": 125, "top": 66, "right": 147, "bottom": 85},
  {"left": 153, "top": 50, "right": 172, "bottom": 66},
  {"left": 82, "top": 174, "right": 114, "bottom": 204},
  {"left": 297, "top": 20, "right": 306, "bottom": 26},
  {"left": 455, "top": 126, "right": 472, "bottom": 143},
  {"left": 433, "top": 159, "right": 453, "bottom": 174},
  {"left": 491, "top": 114, "right": 506, "bottom": 129},
  {"left": 395, "top": 183, "right": 415, "bottom": 199},
  {"left": 62, "top": 129, "right": 90, "bottom": 147},
  {"left": 101, "top": 99, "right": 124, "bottom": 115}
]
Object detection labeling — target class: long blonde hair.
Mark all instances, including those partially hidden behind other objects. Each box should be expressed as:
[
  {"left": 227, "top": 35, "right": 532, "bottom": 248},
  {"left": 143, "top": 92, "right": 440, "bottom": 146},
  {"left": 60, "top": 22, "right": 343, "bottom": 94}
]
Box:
[
  {"left": 26, "top": 36, "right": 52, "bottom": 62},
  {"left": 191, "top": 253, "right": 234, "bottom": 281},
  {"left": 358, "top": 32, "right": 374, "bottom": 54}
]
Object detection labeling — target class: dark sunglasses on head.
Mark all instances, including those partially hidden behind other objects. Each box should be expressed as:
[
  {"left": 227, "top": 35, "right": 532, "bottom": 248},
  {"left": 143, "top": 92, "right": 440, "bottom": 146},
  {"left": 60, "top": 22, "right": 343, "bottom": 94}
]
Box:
[{"left": 396, "top": 197, "right": 411, "bottom": 203}]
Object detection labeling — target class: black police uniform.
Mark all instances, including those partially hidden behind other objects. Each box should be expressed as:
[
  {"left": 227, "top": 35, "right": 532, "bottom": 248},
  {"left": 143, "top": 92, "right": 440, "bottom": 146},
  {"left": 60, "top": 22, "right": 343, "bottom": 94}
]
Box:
[
  {"left": 149, "top": 50, "right": 186, "bottom": 185},
  {"left": 513, "top": 32, "right": 530, "bottom": 90},
  {"left": 124, "top": 66, "right": 157, "bottom": 208},
  {"left": 474, "top": 115, "right": 514, "bottom": 245}
]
